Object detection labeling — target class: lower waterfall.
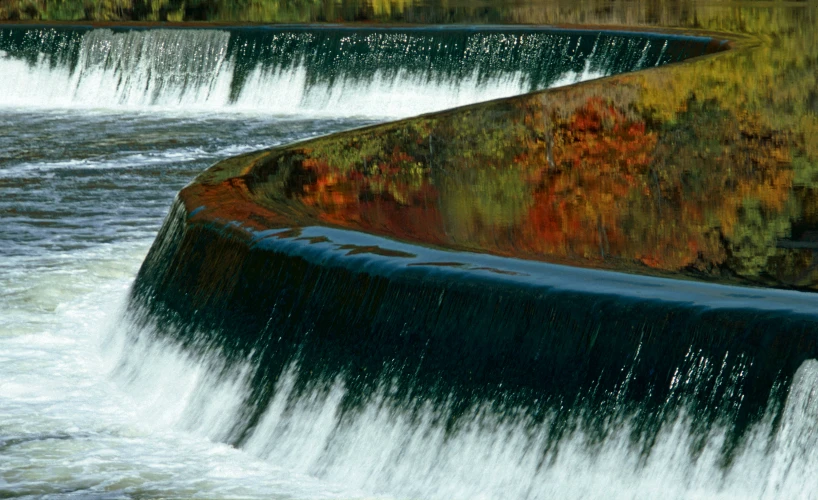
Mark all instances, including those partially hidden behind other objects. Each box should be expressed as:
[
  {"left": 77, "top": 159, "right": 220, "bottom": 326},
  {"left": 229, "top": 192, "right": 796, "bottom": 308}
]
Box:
[
  {"left": 107, "top": 295, "right": 818, "bottom": 499},
  {"left": 115, "top": 196, "right": 818, "bottom": 499}
]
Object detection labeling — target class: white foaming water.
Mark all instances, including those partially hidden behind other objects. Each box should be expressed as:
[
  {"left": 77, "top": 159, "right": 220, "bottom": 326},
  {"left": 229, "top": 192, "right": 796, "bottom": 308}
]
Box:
[
  {"left": 0, "top": 30, "right": 235, "bottom": 113},
  {"left": 231, "top": 66, "right": 537, "bottom": 117},
  {"left": 0, "top": 240, "right": 378, "bottom": 499},
  {"left": 0, "top": 107, "right": 377, "bottom": 497},
  {"left": 0, "top": 28, "right": 608, "bottom": 118},
  {"left": 104, "top": 312, "right": 818, "bottom": 500}
]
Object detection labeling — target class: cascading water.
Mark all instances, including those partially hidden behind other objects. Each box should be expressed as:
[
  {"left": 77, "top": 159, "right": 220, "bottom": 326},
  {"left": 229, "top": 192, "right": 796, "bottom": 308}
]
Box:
[
  {"left": 109, "top": 319, "right": 818, "bottom": 499},
  {"left": 121, "top": 202, "right": 818, "bottom": 499},
  {"left": 4, "top": 24, "right": 812, "bottom": 500},
  {"left": 0, "top": 26, "right": 702, "bottom": 117}
]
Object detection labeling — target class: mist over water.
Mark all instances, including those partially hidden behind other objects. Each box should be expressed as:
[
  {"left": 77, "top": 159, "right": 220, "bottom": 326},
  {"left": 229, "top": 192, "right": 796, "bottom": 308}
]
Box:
[{"left": 1, "top": 25, "right": 815, "bottom": 500}]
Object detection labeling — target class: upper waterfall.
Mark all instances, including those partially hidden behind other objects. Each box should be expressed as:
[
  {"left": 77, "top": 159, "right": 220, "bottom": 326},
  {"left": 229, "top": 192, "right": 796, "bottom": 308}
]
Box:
[{"left": 0, "top": 26, "right": 709, "bottom": 118}]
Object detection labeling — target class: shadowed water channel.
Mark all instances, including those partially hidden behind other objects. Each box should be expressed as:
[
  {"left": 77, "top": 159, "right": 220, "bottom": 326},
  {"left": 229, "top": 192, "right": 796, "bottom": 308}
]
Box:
[{"left": 2, "top": 24, "right": 816, "bottom": 500}]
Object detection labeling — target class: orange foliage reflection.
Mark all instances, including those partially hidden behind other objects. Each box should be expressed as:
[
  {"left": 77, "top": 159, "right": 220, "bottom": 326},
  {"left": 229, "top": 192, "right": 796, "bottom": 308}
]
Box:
[{"left": 240, "top": 86, "right": 804, "bottom": 288}]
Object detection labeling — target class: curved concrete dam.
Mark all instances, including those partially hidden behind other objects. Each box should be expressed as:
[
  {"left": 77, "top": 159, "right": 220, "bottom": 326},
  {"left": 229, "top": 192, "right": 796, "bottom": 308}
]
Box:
[{"left": 5, "top": 19, "right": 818, "bottom": 498}]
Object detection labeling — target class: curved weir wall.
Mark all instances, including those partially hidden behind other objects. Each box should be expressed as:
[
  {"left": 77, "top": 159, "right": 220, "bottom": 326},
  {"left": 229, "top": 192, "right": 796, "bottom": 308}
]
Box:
[
  {"left": 29, "top": 23, "right": 818, "bottom": 497},
  {"left": 0, "top": 25, "right": 718, "bottom": 117},
  {"left": 133, "top": 199, "right": 818, "bottom": 459}
]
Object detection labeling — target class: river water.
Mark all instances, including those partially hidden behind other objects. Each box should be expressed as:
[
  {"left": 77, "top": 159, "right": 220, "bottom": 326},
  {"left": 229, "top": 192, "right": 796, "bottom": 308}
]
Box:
[
  {"left": 2, "top": 26, "right": 818, "bottom": 500},
  {"left": 0, "top": 108, "right": 384, "bottom": 498}
]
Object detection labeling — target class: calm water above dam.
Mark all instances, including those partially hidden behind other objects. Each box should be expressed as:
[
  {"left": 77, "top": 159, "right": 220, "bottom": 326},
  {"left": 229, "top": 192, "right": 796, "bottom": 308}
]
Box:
[{"left": 2, "top": 20, "right": 818, "bottom": 500}]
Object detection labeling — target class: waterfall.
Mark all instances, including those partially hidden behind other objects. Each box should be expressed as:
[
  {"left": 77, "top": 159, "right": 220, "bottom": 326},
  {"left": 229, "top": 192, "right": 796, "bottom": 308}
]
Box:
[
  {"left": 114, "top": 208, "right": 818, "bottom": 498},
  {"left": 108, "top": 313, "right": 818, "bottom": 500},
  {"left": 0, "top": 26, "right": 712, "bottom": 118},
  {"left": 116, "top": 197, "right": 818, "bottom": 500}
]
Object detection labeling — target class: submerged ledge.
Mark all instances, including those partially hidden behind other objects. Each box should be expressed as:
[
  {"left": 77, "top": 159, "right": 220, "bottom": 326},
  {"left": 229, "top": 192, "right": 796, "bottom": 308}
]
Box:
[{"left": 209, "top": 224, "right": 818, "bottom": 316}]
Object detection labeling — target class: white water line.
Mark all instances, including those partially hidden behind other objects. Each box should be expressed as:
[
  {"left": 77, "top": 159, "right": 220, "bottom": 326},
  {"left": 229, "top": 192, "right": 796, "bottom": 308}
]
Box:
[
  {"left": 105, "top": 311, "right": 818, "bottom": 500},
  {"left": 0, "top": 29, "right": 625, "bottom": 118}
]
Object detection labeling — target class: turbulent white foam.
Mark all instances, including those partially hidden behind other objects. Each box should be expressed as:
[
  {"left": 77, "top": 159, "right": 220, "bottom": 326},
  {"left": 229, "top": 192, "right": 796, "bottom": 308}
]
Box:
[
  {"left": 242, "top": 359, "right": 818, "bottom": 499},
  {"left": 0, "top": 30, "right": 235, "bottom": 113},
  {"left": 0, "top": 108, "right": 389, "bottom": 498},
  {"left": 231, "top": 66, "right": 534, "bottom": 117},
  {"left": 102, "top": 309, "right": 818, "bottom": 500},
  {"left": 0, "top": 240, "right": 377, "bottom": 499},
  {"left": 0, "top": 29, "right": 606, "bottom": 119}
]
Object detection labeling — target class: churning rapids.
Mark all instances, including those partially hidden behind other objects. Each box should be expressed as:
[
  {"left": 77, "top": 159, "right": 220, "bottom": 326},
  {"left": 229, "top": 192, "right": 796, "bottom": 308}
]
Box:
[{"left": 2, "top": 25, "right": 818, "bottom": 500}]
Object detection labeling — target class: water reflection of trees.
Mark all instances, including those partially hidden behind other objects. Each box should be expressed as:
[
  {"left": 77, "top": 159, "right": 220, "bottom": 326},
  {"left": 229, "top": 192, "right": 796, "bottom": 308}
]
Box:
[
  {"left": 243, "top": 71, "right": 807, "bottom": 287},
  {"left": 12, "top": 0, "right": 818, "bottom": 289}
]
